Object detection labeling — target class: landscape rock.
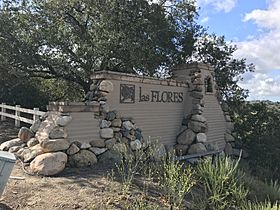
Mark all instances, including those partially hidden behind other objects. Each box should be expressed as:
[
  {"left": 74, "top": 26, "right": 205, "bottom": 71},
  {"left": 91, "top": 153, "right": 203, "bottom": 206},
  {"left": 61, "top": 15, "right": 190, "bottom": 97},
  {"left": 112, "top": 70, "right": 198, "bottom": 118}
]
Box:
[
  {"left": 18, "top": 127, "right": 34, "bottom": 142},
  {"left": 27, "top": 138, "right": 39, "bottom": 148},
  {"left": 30, "top": 152, "right": 67, "bottom": 176},
  {"left": 0, "top": 138, "right": 23, "bottom": 151},
  {"left": 40, "top": 139, "right": 70, "bottom": 152},
  {"left": 152, "top": 143, "right": 166, "bottom": 161},
  {"left": 191, "top": 115, "right": 206, "bottom": 123},
  {"left": 225, "top": 133, "right": 235, "bottom": 142},
  {"left": 112, "top": 143, "right": 127, "bottom": 154},
  {"left": 69, "top": 150, "right": 97, "bottom": 167},
  {"left": 99, "top": 80, "right": 114, "bottom": 93},
  {"left": 196, "top": 133, "right": 207, "bottom": 143},
  {"left": 80, "top": 142, "right": 91, "bottom": 149},
  {"left": 105, "top": 138, "right": 117, "bottom": 149},
  {"left": 89, "top": 147, "right": 107, "bottom": 155},
  {"left": 49, "top": 127, "right": 66, "bottom": 139},
  {"left": 111, "top": 119, "right": 122, "bottom": 127},
  {"left": 112, "top": 127, "right": 121, "bottom": 132},
  {"left": 177, "top": 129, "right": 196, "bottom": 145},
  {"left": 98, "top": 150, "right": 122, "bottom": 165},
  {"left": 130, "top": 140, "right": 142, "bottom": 151},
  {"left": 100, "top": 128, "right": 114, "bottom": 139},
  {"left": 30, "top": 120, "right": 41, "bottom": 133},
  {"left": 23, "top": 144, "right": 45, "bottom": 162},
  {"left": 226, "top": 122, "right": 235, "bottom": 132},
  {"left": 190, "top": 91, "right": 204, "bottom": 99},
  {"left": 188, "top": 143, "right": 207, "bottom": 154},
  {"left": 224, "top": 143, "right": 233, "bottom": 155},
  {"left": 105, "top": 111, "right": 116, "bottom": 121},
  {"left": 99, "top": 120, "right": 111, "bottom": 129},
  {"left": 122, "top": 121, "right": 134, "bottom": 130},
  {"left": 100, "top": 103, "right": 110, "bottom": 113},
  {"left": 90, "top": 139, "right": 105, "bottom": 148},
  {"left": 8, "top": 144, "right": 25, "bottom": 153},
  {"left": 175, "top": 144, "right": 189, "bottom": 156},
  {"left": 56, "top": 116, "right": 72, "bottom": 127},
  {"left": 189, "top": 121, "right": 208, "bottom": 133},
  {"left": 66, "top": 143, "right": 80, "bottom": 155}
]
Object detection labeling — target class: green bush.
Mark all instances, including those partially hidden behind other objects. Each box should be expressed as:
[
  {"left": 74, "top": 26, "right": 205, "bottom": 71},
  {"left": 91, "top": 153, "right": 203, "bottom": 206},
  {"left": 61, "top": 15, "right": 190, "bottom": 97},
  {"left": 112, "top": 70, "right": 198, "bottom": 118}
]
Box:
[
  {"left": 195, "top": 157, "right": 248, "bottom": 210},
  {"left": 241, "top": 201, "right": 279, "bottom": 210},
  {"left": 159, "top": 157, "right": 195, "bottom": 209}
]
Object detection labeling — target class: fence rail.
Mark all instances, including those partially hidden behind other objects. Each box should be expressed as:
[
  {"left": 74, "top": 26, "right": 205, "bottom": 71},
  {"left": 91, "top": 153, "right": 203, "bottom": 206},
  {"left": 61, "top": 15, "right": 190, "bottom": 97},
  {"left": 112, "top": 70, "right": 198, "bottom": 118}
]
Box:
[{"left": 0, "top": 103, "right": 46, "bottom": 127}]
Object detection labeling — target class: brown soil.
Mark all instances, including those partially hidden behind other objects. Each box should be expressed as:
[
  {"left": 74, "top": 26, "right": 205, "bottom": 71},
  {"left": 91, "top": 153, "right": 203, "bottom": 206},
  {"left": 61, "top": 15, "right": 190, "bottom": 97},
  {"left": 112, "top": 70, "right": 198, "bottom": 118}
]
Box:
[{"left": 0, "top": 121, "right": 166, "bottom": 210}]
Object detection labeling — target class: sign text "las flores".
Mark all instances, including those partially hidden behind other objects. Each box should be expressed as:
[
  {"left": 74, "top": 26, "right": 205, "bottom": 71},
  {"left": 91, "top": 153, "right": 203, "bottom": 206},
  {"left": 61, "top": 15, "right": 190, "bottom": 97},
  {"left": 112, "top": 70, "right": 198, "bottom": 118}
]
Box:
[{"left": 139, "top": 87, "right": 183, "bottom": 103}]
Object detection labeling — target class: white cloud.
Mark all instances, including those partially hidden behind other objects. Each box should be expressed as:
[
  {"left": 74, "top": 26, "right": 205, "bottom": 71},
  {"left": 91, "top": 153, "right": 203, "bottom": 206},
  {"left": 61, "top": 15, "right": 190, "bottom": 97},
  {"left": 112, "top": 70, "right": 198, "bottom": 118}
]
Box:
[
  {"left": 239, "top": 73, "right": 280, "bottom": 100},
  {"left": 233, "top": 0, "right": 280, "bottom": 101},
  {"left": 197, "top": 0, "right": 237, "bottom": 13}
]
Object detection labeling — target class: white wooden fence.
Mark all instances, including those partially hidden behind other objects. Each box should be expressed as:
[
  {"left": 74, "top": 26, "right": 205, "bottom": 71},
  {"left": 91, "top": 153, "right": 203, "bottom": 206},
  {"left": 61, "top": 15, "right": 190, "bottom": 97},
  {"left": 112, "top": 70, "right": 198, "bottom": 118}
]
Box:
[{"left": 0, "top": 103, "right": 46, "bottom": 127}]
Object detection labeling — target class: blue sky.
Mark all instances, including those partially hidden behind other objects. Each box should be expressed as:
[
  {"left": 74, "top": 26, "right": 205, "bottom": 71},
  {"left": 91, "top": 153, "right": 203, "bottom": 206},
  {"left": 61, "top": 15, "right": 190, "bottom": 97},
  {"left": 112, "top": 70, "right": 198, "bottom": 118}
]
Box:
[{"left": 196, "top": 0, "right": 280, "bottom": 102}]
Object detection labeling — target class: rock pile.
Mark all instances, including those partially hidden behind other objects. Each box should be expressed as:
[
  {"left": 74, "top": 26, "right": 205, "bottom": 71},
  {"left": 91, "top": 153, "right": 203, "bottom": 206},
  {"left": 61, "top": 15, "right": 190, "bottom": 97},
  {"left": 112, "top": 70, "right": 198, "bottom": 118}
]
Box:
[{"left": 175, "top": 69, "right": 210, "bottom": 156}]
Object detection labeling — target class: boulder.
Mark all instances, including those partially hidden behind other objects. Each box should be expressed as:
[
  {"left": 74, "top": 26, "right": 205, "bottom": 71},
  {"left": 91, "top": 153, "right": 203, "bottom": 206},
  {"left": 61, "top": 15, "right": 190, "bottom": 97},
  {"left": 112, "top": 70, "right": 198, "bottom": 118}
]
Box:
[
  {"left": 66, "top": 143, "right": 80, "bottom": 155},
  {"left": 0, "top": 138, "right": 23, "bottom": 151},
  {"left": 30, "top": 152, "right": 67, "bottom": 176},
  {"left": 188, "top": 121, "right": 208, "bottom": 133},
  {"left": 112, "top": 127, "right": 121, "bottom": 132},
  {"left": 225, "top": 115, "right": 231, "bottom": 122},
  {"left": 196, "top": 133, "right": 207, "bottom": 143},
  {"left": 98, "top": 150, "right": 122, "bottom": 165},
  {"left": 122, "top": 121, "right": 134, "bottom": 131},
  {"left": 224, "top": 143, "right": 233, "bottom": 155},
  {"left": 105, "top": 138, "right": 117, "bottom": 149},
  {"left": 89, "top": 147, "right": 107, "bottom": 156},
  {"left": 175, "top": 144, "right": 189, "bottom": 156},
  {"left": 99, "top": 80, "right": 114, "bottom": 93},
  {"left": 80, "top": 142, "right": 91, "bottom": 149},
  {"left": 105, "top": 111, "right": 116, "bottom": 121},
  {"left": 152, "top": 143, "right": 166, "bottom": 161},
  {"left": 8, "top": 144, "right": 25, "bottom": 153},
  {"left": 191, "top": 115, "right": 206, "bottom": 123},
  {"left": 188, "top": 143, "right": 207, "bottom": 154},
  {"left": 18, "top": 127, "right": 34, "bottom": 142},
  {"left": 99, "top": 120, "right": 111, "bottom": 129},
  {"left": 190, "top": 91, "right": 204, "bottom": 99},
  {"left": 112, "top": 143, "right": 127, "bottom": 154},
  {"left": 56, "top": 115, "right": 72, "bottom": 127},
  {"left": 111, "top": 119, "right": 122, "bottom": 127},
  {"left": 90, "top": 139, "right": 105, "bottom": 148},
  {"left": 27, "top": 138, "right": 39, "bottom": 148},
  {"left": 69, "top": 150, "right": 97, "bottom": 167},
  {"left": 30, "top": 119, "right": 41, "bottom": 133},
  {"left": 100, "top": 128, "right": 114, "bottom": 139},
  {"left": 23, "top": 144, "right": 45, "bottom": 162},
  {"left": 225, "top": 133, "right": 235, "bottom": 142},
  {"left": 130, "top": 140, "right": 142, "bottom": 151},
  {"left": 177, "top": 129, "right": 196, "bottom": 145},
  {"left": 226, "top": 122, "right": 235, "bottom": 132},
  {"left": 100, "top": 103, "right": 110, "bottom": 113},
  {"left": 49, "top": 127, "right": 66, "bottom": 139},
  {"left": 40, "top": 139, "right": 70, "bottom": 152}
]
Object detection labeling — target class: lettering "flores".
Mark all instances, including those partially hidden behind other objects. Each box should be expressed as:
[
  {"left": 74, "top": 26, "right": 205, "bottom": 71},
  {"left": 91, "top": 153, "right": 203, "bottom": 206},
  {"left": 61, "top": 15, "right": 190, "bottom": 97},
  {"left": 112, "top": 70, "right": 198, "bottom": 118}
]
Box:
[{"left": 139, "top": 87, "right": 183, "bottom": 103}]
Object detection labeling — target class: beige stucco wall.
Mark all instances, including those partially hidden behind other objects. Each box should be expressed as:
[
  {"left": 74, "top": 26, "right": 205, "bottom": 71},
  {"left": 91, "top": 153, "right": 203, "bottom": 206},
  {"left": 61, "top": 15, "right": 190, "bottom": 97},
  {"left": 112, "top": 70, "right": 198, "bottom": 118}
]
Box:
[{"left": 94, "top": 72, "right": 191, "bottom": 146}]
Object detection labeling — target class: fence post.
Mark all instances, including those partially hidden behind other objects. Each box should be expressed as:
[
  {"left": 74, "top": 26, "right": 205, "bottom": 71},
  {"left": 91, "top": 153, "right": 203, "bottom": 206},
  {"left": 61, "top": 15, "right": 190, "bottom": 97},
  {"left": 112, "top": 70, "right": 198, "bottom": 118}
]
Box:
[
  {"left": 1, "top": 103, "right": 6, "bottom": 121},
  {"left": 15, "top": 105, "right": 21, "bottom": 127},
  {"left": 33, "top": 108, "right": 39, "bottom": 122}
]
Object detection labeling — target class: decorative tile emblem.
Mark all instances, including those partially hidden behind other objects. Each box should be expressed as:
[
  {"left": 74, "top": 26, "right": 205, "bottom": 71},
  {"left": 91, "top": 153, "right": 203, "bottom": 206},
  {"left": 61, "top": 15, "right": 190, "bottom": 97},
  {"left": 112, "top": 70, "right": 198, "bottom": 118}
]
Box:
[{"left": 120, "top": 84, "right": 135, "bottom": 103}]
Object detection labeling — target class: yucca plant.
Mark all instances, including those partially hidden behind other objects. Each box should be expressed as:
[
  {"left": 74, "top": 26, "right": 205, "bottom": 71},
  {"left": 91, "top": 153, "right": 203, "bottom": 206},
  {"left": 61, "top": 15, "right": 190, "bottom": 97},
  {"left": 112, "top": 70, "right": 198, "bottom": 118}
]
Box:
[{"left": 195, "top": 156, "right": 248, "bottom": 210}]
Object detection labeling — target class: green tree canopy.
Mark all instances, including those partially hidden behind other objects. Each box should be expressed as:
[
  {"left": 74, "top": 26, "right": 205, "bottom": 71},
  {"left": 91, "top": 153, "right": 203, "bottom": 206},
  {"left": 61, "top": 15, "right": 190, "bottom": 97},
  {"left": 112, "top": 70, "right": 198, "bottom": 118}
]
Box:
[{"left": 0, "top": 0, "right": 253, "bottom": 103}]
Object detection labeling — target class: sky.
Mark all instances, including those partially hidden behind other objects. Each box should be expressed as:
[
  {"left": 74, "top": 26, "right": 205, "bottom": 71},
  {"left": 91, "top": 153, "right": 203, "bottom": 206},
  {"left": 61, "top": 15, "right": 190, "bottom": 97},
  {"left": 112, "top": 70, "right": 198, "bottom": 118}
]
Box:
[{"left": 196, "top": 0, "right": 280, "bottom": 102}]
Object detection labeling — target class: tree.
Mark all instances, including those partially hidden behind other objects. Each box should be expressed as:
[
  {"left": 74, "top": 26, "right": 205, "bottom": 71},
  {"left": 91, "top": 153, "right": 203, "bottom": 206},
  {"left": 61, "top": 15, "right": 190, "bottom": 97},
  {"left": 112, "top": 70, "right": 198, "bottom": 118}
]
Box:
[
  {"left": 0, "top": 0, "right": 201, "bottom": 92},
  {"left": 0, "top": 0, "right": 253, "bottom": 104}
]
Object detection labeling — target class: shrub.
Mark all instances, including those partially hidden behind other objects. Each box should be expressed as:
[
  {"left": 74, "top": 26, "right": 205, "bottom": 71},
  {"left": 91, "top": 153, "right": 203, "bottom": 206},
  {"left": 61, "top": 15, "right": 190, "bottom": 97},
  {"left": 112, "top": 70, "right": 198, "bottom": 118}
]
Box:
[
  {"left": 159, "top": 157, "right": 195, "bottom": 209},
  {"left": 195, "top": 156, "right": 248, "bottom": 210}
]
